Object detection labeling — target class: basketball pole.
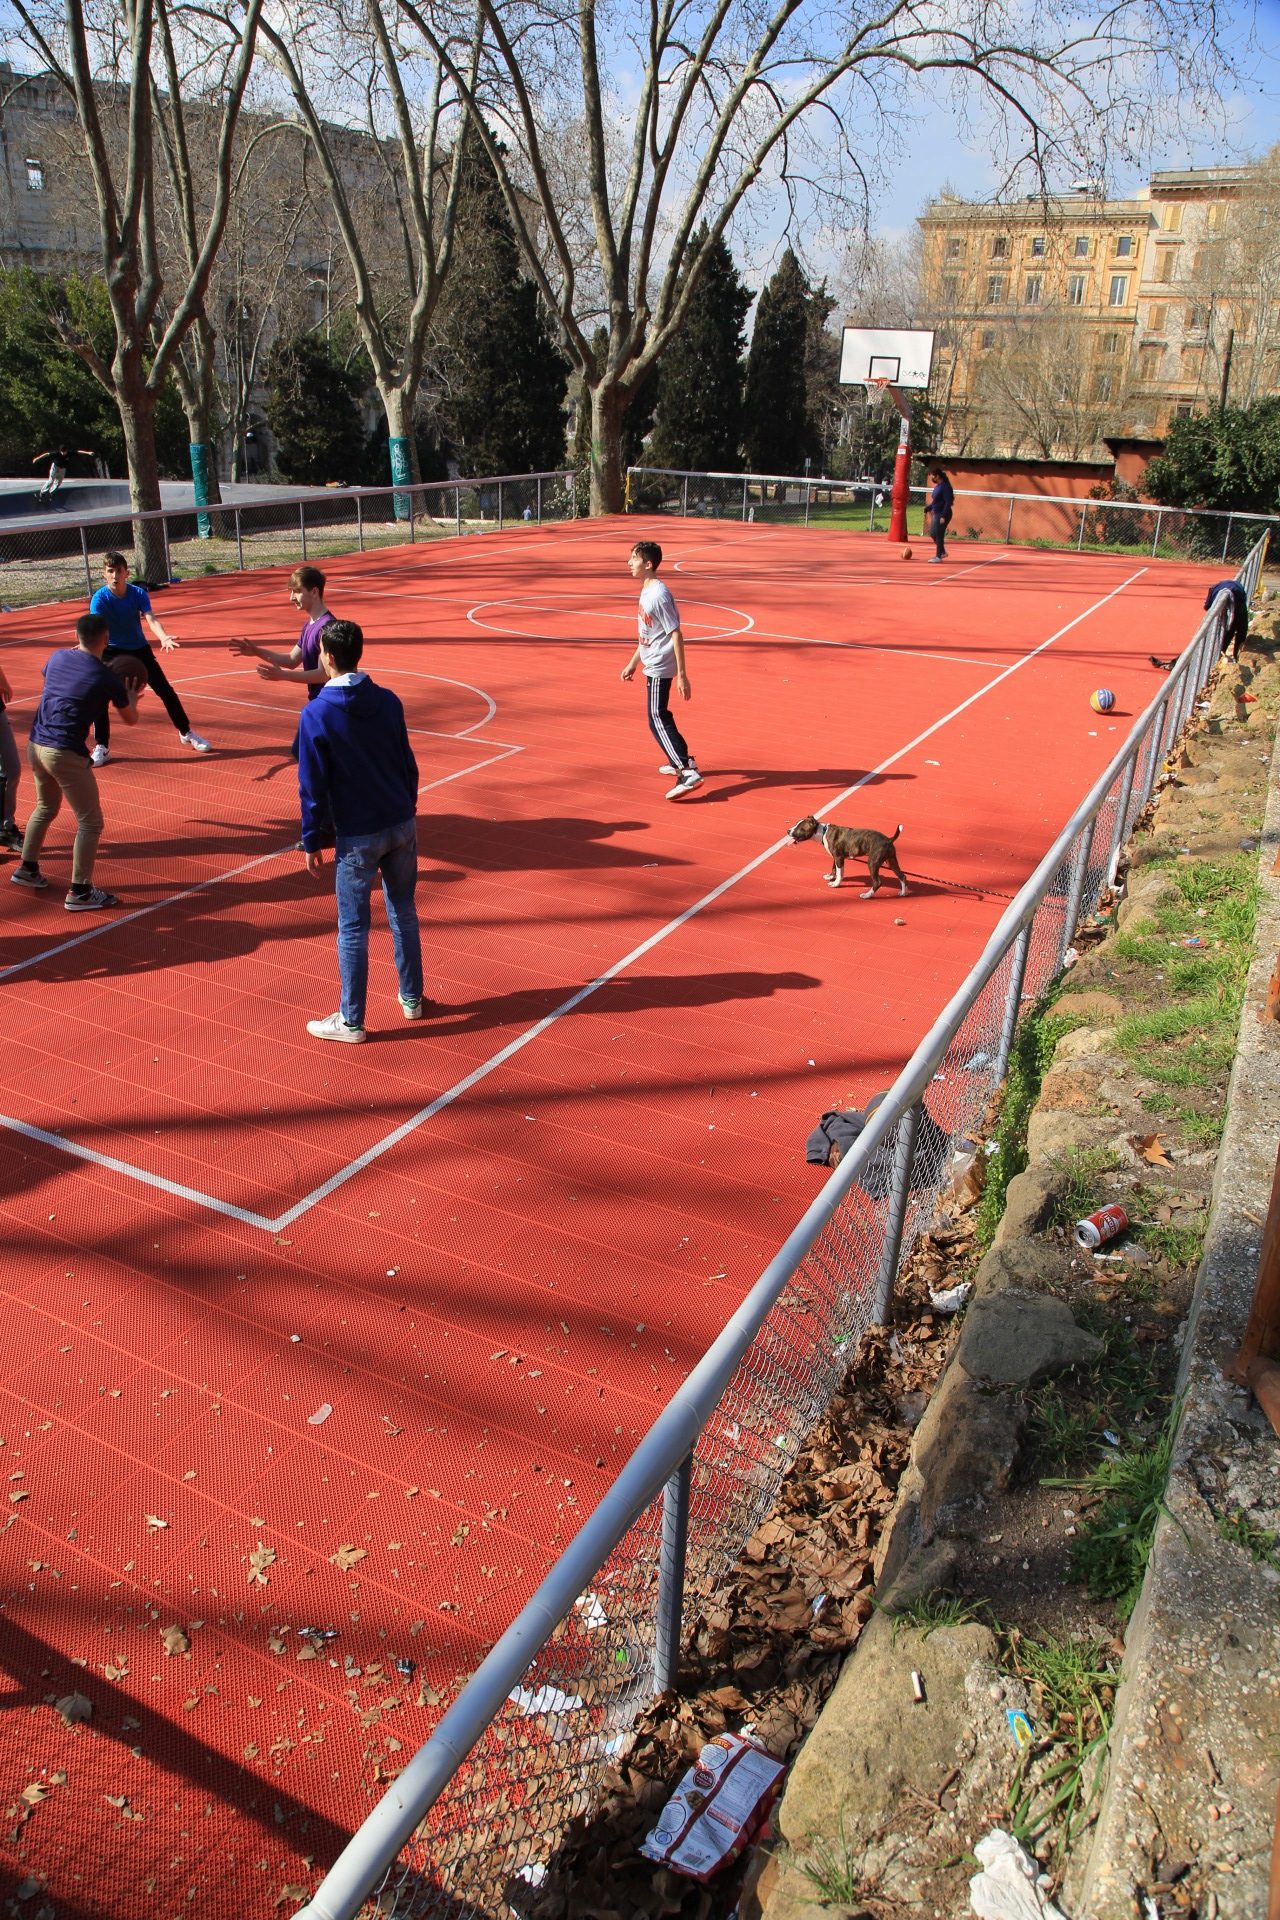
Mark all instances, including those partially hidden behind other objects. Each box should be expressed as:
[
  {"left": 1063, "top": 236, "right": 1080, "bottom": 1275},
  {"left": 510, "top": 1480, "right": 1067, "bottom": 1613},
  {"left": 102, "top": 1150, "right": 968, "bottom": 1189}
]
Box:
[{"left": 886, "top": 387, "right": 912, "bottom": 546}]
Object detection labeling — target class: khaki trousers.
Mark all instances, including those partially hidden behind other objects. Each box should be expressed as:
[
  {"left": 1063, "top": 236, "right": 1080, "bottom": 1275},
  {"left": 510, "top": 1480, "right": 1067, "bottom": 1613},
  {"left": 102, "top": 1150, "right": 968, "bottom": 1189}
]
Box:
[{"left": 24, "top": 742, "right": 103, "bottom": 886}]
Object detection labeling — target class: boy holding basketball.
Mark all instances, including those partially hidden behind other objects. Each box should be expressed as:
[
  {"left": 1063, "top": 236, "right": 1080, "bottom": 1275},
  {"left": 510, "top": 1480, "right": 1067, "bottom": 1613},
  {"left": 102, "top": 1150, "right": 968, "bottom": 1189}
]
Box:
[
  {"left": 88, "top": 551, "right": 210, "bottom": 764},
  {"left": 621, "top": 541, "right": 701, "bottom": 798},
  {"left": 11, "top": 612, "right": 139, "bottom": 910}
]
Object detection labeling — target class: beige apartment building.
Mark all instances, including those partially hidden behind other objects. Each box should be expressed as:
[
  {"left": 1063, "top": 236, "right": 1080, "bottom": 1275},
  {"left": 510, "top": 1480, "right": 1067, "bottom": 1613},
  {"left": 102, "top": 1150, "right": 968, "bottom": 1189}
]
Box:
[{"left": 918, "top": 164, "right": 1274, "bottom": 458}]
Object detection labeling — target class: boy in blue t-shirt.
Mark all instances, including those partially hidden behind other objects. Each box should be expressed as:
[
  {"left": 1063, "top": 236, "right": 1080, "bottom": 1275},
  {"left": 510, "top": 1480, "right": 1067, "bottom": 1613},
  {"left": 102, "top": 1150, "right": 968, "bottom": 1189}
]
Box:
[
  {"left": 11, "top": 612, "right": 139, "bottom": 910},
  {"left": 88, "top": 551, "right": 210, "bottom": 764}
]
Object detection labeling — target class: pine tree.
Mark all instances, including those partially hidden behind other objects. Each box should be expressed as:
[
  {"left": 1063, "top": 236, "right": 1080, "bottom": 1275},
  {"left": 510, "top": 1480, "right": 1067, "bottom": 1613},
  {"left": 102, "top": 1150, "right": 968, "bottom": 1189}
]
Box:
[
  {"left": 743, "top": 250, "right": 812, "bottom": 476},
  {"left": 426, "top": 138, "right": 568, "bottom": 475},
  {"left": 647, "top": 230, "right": 750, "bottom": 472},
  {"left": 263, "top": 334, "right": 368, "bottom": 484}
]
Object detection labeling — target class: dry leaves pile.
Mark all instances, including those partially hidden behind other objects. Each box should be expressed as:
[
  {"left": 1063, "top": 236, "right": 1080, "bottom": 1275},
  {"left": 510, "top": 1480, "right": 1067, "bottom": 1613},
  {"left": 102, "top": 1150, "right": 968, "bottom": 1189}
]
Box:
[{"left": 526, "top": 1286, "right": 956, "bottom": 1920}]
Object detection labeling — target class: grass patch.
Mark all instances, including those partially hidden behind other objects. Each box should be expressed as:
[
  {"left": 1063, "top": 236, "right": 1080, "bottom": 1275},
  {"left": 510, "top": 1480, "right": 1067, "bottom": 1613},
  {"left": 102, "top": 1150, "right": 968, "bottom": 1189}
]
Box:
[
  {"left": 1217, "top": 1507, "right": 1280, "bottom": 1572},
  {"left": 975, "top": 1002, "right": 1085, "bottom": 1250},
  {"left": 1044, "top": 1398, "right": 1181, "bottom": 1621},
  {"left": 797, "top": 1811, "right": 865, "bottom": 1905},
  {"left": 1004, "top": 1630, "right": 1117, "bottom": 1866},
  {"left": 889, "top": 1591, "right": 988, "bottom": 1639},
  {"left": 1047, "top": 1145, "right": 1123, "bottom": 1231},
  {"left": 1025, "top": 1294, "right": 1161, "bottom": 1474}
]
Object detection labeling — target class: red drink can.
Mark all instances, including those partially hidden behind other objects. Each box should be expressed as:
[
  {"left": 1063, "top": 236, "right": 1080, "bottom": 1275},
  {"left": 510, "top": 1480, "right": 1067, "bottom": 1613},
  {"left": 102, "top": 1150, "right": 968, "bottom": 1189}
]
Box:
[{"left": 1074, "top": 1204, "right": 1129, "bottom": 1250}]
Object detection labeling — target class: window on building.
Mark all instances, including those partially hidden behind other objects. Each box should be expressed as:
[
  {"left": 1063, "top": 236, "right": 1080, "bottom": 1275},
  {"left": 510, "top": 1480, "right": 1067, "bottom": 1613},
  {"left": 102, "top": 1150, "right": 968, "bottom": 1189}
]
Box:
[
  {"left": 1163, "top": 203, "right": 1184, "bottom": 231},
  {"left": 1029, "top": 235, "right": 1046, "bottom": 257},
  {"left": 1093, "top": 372, "right": 1113, "bottom": 401},
  {"left": 1115, "top": 234, "right": 1133, "bottom": 257},
  {"left": 1186, "top": 303, "right": 1209, "bottom": 331},
  {"left": 1207, "top": 203, "right": 1225, "bottom": 230},
  {"left": 1181, "top": 346, "right": 1204, "bottom": 379},
  {"left": 1157, "top": 250, "right": 1174, "bottom": 284},
  {"left": 1174, "top": 402, "right": 1194, "bottom": 416},
  {"left": 981, "top": 328, "right": 996, "bottom": 349},
  {"left": 1023, "top": 274, "right": 1042, "bottom": 305},
  {"left": 986, "top": 275, "right": 1007, "bottom": 304},
  {"left": 991, "top": 235, "right": 1009, "bottom": 259},
  {"left": 1067, "top": 275, "right": 1086, "bottom": 306},
  {"left": 25, "top": 158, "right": 44, "bottom": 191},
  {"left": 1074, "top": 235, "right": 1090, "bottom": 257},
  {"left": 1108, "top": 274, "right": 1129, "bottom": 306},
  {"left": 1101, "top": 331, "right": 1122, "bottom": 354},
  {"left": 941, "top": 275, "right": 959, "bottom": 304},
  {"left": 1148, "top": 303, "right": 1168, "bottom": 332},
  {"left": 1139, "top": 344, "right": 1162, "bottom": 379},
  {"left": 945, "top": 236, "right": 963, "bottom": 260}
]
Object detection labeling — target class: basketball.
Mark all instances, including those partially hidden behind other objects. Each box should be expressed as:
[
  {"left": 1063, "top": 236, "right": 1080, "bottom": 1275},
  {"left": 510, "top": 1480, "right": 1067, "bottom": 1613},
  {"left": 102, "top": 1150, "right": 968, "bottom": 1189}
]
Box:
[
  {"left": 899, "top": 545, "right": 913, "bottom": 561},
  {"left": 108, "top": 653, "right": 147, "bottom": 695},
  {"left": 1090, "top": 688, "right": 1115, "bottom": 712}
]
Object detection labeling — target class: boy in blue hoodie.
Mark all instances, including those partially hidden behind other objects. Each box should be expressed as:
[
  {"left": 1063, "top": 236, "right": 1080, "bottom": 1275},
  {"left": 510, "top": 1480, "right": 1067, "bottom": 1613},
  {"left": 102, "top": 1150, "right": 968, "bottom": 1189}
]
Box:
[{"left": 296, "top": 620, "right": 427, "bottom": 1041}]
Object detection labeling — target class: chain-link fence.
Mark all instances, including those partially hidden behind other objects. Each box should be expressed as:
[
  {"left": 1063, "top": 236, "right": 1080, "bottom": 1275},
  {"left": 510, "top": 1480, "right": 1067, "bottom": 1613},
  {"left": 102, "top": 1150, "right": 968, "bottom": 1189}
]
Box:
[
  {"left": 0, "top": 473, "right": 580, "bottom": 611},
  {"left": 291, "top": 538, "right": 1265, "bottom": 1920},
  {"left": 626, "top": 467, "right": 1278, "bottom": 563}
]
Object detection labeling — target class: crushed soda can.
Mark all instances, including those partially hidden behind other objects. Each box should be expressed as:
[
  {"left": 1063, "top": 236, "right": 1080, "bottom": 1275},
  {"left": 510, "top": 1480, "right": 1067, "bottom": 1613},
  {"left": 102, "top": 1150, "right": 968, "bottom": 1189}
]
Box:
[
  {"left": 1074, "top": 1204, "right": 1128, "bottom": 1251},
  {"left": 394, "top": 1658, "right": 415, "bottom": 1678}
]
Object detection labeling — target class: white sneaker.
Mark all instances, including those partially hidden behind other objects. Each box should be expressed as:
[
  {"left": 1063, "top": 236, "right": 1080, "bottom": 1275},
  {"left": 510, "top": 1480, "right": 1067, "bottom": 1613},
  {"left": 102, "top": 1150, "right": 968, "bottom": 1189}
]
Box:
[
  {"left": 90, "top": 745, "right": 110, "bottom": 767},
  {"left": 658, "top": 758, "right": 696, "bottom": 775},
  {"left": 307, "top": 1011, "right": 366, "bottom": 1043},
  {"left": 666, "top": 767, "right": 704, "bottom": 800},
  {"left": 180, "top": 731, "right": 211, "bottom": 753}
]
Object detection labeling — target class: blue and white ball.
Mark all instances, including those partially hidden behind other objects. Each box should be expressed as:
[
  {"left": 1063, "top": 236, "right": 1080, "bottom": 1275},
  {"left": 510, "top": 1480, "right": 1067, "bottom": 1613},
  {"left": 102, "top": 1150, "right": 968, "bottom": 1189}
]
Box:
[{"left": 1090, "top": 688, "right": 1116, "bottom": 713}]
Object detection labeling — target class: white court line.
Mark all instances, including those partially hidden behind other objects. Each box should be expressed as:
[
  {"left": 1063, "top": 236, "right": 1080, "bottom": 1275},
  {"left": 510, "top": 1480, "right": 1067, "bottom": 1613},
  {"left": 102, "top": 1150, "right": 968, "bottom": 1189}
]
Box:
[
  {"left": 0, "top": 564, "right": 1147, "bottom": 1230},
  {"left": 0, "top": 1111, "right": 279, "bottom": 1230},
  {"left": 0, "top": 846, "right": 290, "bottom": 984}
]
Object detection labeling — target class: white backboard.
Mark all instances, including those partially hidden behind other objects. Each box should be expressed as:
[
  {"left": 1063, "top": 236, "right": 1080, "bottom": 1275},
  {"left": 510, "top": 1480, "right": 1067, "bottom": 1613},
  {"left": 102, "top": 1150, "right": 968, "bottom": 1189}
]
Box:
[{"left": 838, "top": 327, "right": 935, "bottom": 391}]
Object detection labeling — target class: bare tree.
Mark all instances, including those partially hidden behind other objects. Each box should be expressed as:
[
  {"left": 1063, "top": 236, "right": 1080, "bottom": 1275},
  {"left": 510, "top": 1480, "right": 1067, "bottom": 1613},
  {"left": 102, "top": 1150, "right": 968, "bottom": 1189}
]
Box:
[
  {"left": 391, "top": 0, "right": 1234, "bottom": 513},
  {"left": 962, "top": 306, "right": 1126, "bottom": 459},
  {"left": 7, "top": 0, "right": 264, "bottom": 574},
  {"left": 256, "top": 0, "right": 483, "bottom": 502},
  {"left": 1173, "top": 149, "right": 1280, "bottom": 413}
]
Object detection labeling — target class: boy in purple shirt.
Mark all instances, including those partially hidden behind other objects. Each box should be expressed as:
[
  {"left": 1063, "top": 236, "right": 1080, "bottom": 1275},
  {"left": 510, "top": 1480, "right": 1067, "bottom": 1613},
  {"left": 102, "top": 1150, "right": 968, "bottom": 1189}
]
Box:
[
  {"left": 11, "top": 612, "right": 140, "bottom": 910},
  {"left": 229, "top": 565, "right": 335, "bottom": 752}
]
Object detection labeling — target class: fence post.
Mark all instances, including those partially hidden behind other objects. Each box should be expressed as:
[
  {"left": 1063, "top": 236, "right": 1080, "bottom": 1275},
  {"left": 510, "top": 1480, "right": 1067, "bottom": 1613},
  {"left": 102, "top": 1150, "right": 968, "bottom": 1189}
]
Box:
[
  {"left": 409, "top": 489, "right": 416, "bottom": 544},
  {"left": 868, "top": 489, "right": 876, "bottom": 532},
  {"left": 1151, "top": 508, "right": 1163, "bottom": 559},
  {"left": 741, "top": 477, "right": 749, "bottom": 523},
  {"left": 79, "top": 524, "right": 92, "bottom": 594},
  {"left": 234, "top": 508, "right": 244, "bottom": 572},
  {"left": 995, "top": 926, "right": 1032, "bottom": 1084},
  {"left": 355, "top": 494, "right": 364, "bottom": 553},
  {"left": 537, "top": 475, "right": 543, "bottom": 524},
  {"left": 873, "top": 1101, "right": 922, "bottom": 1323},
  {"left": 1222, "top": 513, "right": 1234, "bottom": 563},
  {"left": 804, "top": 484, "right": 811, "bottom": 529},
  {"left": 299, "top": 502, "right": 307, "bottom": 562},
  {"left": 1060, "top": 822, "right": 1094, "bottom": 966},
  {"left": 1006, "top": 496, "right": 1015, "bottom": 543},
  {"left": 498, "top": 481, "right": 504, "bottom": 531},
  {"left": 1077, "top": 505, "right": 1088, "bottom": 552},
  {"left": 456, "top": 487, "right": 462, "bottom": 536},
  {"left": 161, "top": 512, "right": 172, "bottom": 584},
  {"left": 653, "top": 1453, "right": 693, "bottom": 1694},
  {"left": 682, "top": 475, "right": 689, "bottom": 517}
]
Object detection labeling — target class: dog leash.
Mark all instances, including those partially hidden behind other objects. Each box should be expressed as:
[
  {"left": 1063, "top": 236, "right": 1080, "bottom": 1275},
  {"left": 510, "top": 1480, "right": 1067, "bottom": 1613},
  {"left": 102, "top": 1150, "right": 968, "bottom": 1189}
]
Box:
[{"left": 902, "top": 869, "right": 1019, "bottom": 902}]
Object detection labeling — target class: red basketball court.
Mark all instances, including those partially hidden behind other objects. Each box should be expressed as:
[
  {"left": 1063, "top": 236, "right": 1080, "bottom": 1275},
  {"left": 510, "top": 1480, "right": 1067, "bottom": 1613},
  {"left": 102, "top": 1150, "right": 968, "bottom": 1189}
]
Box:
[{"left": 0, "top": 518, "right": 1218, "bottom": 1916}]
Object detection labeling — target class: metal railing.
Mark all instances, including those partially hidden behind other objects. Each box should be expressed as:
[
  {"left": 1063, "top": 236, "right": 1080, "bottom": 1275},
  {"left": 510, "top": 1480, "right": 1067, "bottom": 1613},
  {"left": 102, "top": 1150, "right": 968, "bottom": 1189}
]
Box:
[
  {"left": 290, "top": 541, "right": 1268, "bottom": 1920},
  {"left": 626, "top": 466, "right": 1279, "bottom": 568},
  {"left": 0, "top": 471, "right": 579, "bottom": 610}
]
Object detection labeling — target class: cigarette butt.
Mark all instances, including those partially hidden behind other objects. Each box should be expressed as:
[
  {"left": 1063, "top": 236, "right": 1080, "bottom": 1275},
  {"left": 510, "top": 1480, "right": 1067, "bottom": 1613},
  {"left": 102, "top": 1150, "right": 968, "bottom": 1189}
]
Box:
[{"left": 911, "top": 1670, "right": 925, "bottom": 1703}]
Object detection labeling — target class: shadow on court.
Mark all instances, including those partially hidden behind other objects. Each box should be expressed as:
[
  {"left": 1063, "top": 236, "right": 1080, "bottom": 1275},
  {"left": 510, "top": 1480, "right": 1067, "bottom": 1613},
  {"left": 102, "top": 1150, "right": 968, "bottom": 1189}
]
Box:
[
  {"left": 379, "top": 966, "right": 823, "bottom": 1039},
  {"left": 694, "top": 766, "right": 911, "bottom": 803}
]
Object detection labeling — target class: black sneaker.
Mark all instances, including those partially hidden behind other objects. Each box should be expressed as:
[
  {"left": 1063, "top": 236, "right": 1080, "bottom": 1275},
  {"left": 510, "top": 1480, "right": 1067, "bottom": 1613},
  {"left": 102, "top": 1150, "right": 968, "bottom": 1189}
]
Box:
[
  {"left": 0, "top": 823, "right": 22, "bottom": 854},
  {"left": 64, "top": 886, "right": 121, "bottom": 912},
  {"left": 10, "top": 864, "right": 48, "bottom": 889}
]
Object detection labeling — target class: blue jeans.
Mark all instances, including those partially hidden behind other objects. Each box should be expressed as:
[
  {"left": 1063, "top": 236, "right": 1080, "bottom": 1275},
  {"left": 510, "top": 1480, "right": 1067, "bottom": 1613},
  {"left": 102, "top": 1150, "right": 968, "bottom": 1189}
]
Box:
[{"left": 333, "top": 818, "right": 423, "bottom": 1028}]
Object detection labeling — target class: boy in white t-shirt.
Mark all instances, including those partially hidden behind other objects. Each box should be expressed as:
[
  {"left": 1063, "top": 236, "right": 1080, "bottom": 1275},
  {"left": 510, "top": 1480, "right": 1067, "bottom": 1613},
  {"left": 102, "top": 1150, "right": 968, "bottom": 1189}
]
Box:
[{"left": 620, "top": 541, "right": 701, "bottom": 799}]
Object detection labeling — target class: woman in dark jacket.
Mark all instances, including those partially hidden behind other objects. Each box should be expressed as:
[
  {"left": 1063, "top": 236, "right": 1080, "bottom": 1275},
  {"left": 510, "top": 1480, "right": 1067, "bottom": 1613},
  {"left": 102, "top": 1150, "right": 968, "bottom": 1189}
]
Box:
[{"left": 926, "top": 467, "right": 954, "bottom": 561}]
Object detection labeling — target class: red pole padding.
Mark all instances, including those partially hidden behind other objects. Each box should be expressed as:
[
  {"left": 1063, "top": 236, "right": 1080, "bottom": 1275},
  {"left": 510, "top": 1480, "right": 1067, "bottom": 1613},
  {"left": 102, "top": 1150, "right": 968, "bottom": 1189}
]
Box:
[{"left": 887, "top": 395, "right": 911, "bottom": 545}]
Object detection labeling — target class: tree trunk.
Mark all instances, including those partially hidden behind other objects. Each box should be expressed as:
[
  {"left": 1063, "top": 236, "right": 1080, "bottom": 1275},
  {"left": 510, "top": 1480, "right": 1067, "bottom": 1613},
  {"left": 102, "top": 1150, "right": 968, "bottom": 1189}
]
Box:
[
  {"left": 381, "top": 384, "right": 421, "bottom": 520},
  {"left": 118, "top": 384, "right": 168, "bottom": 582},
  {"left": 589, "top": 381, "right": 626, "bottom": 515}
]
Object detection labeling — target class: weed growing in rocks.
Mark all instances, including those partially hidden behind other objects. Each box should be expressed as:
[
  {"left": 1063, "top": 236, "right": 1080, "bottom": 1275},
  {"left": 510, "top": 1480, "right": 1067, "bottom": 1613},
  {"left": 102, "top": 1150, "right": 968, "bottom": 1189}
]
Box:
[
  {"left": 1216, "top": 1507, "right": 1280, "bottom": 1572},
  {"left": 1045, "top": 1399, "right": 1181, "bottom": 1620},
  {"left": 975, "top": 1005, "right": 1084, "bottom": 1248},
  {"left": 1004, "top": 1629, "right": 1117, "bottom": 1867}
]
